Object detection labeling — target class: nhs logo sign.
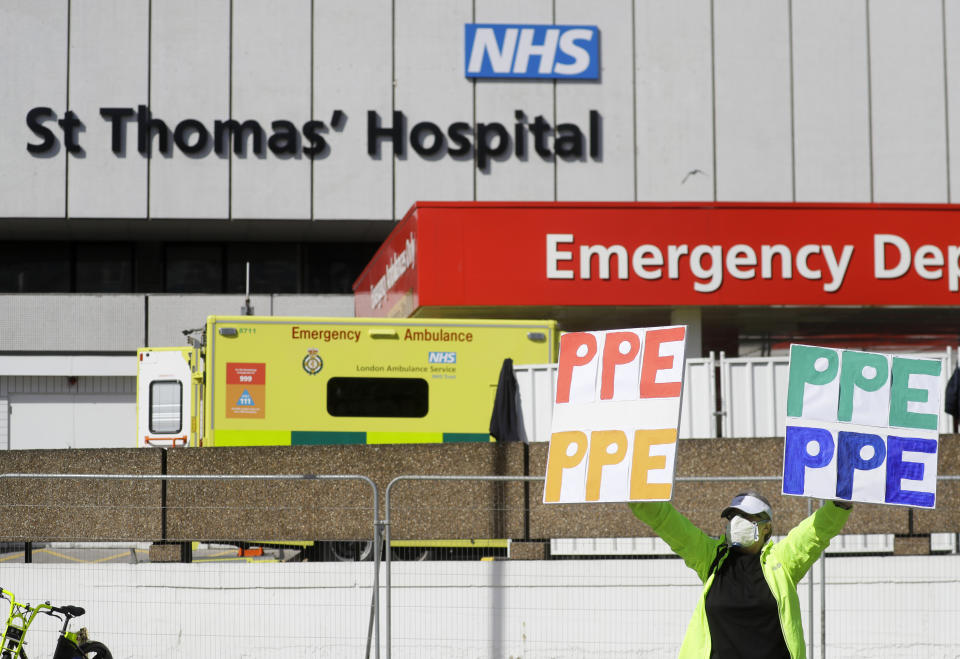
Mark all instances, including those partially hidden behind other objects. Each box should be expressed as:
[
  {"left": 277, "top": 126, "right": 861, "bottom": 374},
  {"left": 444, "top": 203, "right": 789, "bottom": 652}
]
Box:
[
  {"left": 465, "top": 24, "right": 599, "bottom": 80},
  {"left": 428, "top": 351, "right": 457, "bottom": 364}
]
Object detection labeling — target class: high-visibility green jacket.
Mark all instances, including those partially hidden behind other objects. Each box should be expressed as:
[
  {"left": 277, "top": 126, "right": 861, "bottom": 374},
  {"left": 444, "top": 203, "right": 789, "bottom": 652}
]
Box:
[{"left": 629, "top": 500, "right": 851, "bottom": 659}]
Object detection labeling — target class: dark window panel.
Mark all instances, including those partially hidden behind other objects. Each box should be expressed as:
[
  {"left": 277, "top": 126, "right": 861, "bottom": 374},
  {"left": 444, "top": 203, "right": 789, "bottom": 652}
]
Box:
[
  {"left": 0, "top": 242, "right": 71, "bottom": 292},
  {"left": 226, "top": 243, "right": 300, "bottom": 294},
  {"left": 165, "top": 243, "right": 224, "bottom": 293},
  {"left": 327, "top": 377, "right": 429, "bottom": 417},
  {"left": 303, "top": 242, "right": 379, "bottom": 294},
  {"left": 0, "top": 240, "right": 379, "bottom": 295},
  {"left": 75, "top": 242, "right": 133, "bottom": 293},
  {"left": 134, "top": 242, "right": 165, "bottom": 293}
]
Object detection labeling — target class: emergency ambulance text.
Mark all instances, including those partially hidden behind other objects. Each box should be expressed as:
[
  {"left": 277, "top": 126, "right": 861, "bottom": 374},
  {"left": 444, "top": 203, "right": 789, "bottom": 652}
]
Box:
[{"left": 290, "top": 327, "right": 361, "bottom": 342}]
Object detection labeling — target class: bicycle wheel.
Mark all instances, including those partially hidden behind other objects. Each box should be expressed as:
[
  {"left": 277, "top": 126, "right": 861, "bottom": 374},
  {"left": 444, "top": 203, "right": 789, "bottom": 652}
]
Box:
[{"left": 78, "top": 641, "right": 112, "bottom": 659}]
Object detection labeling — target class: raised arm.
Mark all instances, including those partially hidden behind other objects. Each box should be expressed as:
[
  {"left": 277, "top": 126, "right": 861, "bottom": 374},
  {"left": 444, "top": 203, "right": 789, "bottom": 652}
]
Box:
[
  {"left": 629, "top": 501, "right": 724, "bottom": 582},
  {"left": 774, "top": 500, "right": 852, "bottom": 583}
]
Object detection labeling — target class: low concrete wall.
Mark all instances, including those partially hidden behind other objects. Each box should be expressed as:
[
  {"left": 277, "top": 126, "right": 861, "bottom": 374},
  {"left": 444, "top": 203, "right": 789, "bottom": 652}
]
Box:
[
  {"left": 164, "top": 443, "right": 528, "bottom": 542},
  {"left": 0, "top": 448, "right": 162, "bottom": 542},
  {"left": 0, "top": 436, "right": 955, "bottom": 544}
]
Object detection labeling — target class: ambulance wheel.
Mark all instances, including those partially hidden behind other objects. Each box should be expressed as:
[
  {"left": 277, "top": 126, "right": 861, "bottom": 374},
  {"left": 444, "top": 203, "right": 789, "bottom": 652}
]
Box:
[
  {"left": 391, "top": 547, "right": 432, "bottom": 561},
  {"left": 327, "top": 541, "right": 375, "bottom": 562}
]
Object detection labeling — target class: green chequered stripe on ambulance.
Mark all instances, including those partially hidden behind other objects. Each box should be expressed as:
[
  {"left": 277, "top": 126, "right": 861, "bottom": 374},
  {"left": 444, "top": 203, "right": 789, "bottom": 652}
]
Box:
[{"left": 291, "top": 431, "right": 491, "bottom": 445}]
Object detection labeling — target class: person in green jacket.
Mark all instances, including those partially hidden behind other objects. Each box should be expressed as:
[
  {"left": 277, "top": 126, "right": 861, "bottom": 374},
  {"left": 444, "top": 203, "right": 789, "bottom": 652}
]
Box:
[{"left": 629, "top": 491, "right": 852, "bottom": 659}]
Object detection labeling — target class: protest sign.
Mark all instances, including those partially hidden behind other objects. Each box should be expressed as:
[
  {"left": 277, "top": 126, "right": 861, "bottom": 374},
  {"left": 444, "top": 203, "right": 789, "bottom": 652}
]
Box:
[
  {"left": 543, "top": 326, "right": 686, "bottom": 504},
  {"left": 783, "top": 345, "right": 941, "bottom": 508}
]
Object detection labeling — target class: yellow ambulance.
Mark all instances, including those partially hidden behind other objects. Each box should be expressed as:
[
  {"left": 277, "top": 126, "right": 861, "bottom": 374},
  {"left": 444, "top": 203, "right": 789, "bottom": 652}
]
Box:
[
  {"left": 138, "top": 315, "right": 557, "bottom": 448},
  {"left": 137, "top": 316, "right": 557, "bottom": 560}
]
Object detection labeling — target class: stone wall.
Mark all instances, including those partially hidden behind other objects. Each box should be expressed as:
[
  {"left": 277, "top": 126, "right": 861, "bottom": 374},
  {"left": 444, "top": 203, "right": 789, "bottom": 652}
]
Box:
[{"left": 0, "top": 437, "right": 954, "bottom": 547}]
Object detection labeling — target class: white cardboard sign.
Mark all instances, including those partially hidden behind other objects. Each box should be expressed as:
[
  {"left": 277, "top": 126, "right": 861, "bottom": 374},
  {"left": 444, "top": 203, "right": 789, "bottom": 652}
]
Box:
[
  {"left": 543, "top": 326, "right": 687, "bottom": 504},
  {"left": 782, "top": 344, "right": 941, "bottom": 508}
]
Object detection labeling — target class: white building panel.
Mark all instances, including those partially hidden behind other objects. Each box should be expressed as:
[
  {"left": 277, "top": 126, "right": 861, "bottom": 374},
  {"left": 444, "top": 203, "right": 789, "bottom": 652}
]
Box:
[
  {"left": 634, "top": 0, "right": 714, "bottom": 201},
  {"left": 474, "top": 0, "right": 555, "bottom": 202},
  {"left": 556, "top": 0, "right": 634, "bottom": 201},
  {"left": 0, "top": 295, "right": 144, "bottom": 352},
  {"left": 9, "top": 391, "right": 135, "bottom": 449},
  {"left": 0, "top": 0, "right": 67, "bottom": 218},
  {"left": 792, "top": 0, "right": 871, "bottom": 202},
  {"left": 149, "top": 0, "right": 230, "bottom": 219},
  {"left": 271, "top": 294, "right": 355, "bottom": 318},
  {"left": 67, "top": 0, "right": 149, "bottom": 218},
  {"left": 944, "top": 0, "right": 960, "bottom": 202},
  {"left": 313, "top": 2, "right": 392, "bottom": 220},
  {"left": 231, "top": 0, "right": 311, "bottom": 220},
  {"left": 714, "top": 0, "right": 794, "bottom": 201},
  {"left": 145, "top": 294, "right": 272, "bottom": 347},
  {"left": 394, "top": 0, "right": 475, "bottom": 217},
  {"left": 869, "top": 0, "right": 948, "bottom": 202},
  {"left": 0, "top": 356, "right": 134, "bottom": 377}
]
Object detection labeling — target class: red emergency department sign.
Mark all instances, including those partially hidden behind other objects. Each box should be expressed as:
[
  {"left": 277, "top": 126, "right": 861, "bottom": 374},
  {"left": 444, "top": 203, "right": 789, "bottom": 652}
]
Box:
[{"left": 353, "top": 202, "right": 960, "bottom": 315}]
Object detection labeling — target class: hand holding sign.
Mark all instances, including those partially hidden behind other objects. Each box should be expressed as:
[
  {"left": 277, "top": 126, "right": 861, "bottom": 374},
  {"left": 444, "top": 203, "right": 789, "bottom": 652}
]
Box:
[
  {"left": 543, "top": 326, "right": 686, "bottom": 504},
  {"left": 782, "top": 345, "right": 940, "bottom": 508}
]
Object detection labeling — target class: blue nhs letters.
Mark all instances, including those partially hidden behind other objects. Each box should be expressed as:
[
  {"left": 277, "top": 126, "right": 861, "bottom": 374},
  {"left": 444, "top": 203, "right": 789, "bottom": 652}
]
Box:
[
  {"left": 464, "top": 24, "right": 599, "bottom": 79},
  {"left": 782, "top": 345, "right": 940, "bottom": 508}
]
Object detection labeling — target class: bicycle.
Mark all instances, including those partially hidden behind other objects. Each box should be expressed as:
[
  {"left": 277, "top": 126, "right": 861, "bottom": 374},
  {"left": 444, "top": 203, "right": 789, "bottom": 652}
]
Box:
[{"left": 0, "top": 588, "right": 112, "bottom": 659}]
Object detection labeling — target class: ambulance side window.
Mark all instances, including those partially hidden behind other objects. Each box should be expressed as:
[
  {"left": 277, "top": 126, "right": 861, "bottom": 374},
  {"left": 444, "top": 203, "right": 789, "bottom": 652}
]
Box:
[
  {"left": 327, "top": 377, "right": 428, "bottom": 417},
  {"left": 150, "top": 380, "right": 183, "bottom": 434}
]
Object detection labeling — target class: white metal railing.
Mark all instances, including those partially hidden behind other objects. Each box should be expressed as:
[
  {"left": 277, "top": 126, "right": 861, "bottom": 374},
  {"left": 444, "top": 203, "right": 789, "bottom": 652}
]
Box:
[
  {"left": 719, "top": 353, "right": 790, "bottom": 438},
  {"left": 515, "top": 346, "right": 958, "bottom": 441}
]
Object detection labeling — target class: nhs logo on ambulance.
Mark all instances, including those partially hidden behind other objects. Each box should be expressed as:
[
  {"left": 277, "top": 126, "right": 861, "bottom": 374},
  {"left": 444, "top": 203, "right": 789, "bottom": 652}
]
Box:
[
  {"left": 428, "top": 351, "right": 457, "bottom": 364},
  {"left": 465, "top": 24, "right": 599, "bottom": 79}
]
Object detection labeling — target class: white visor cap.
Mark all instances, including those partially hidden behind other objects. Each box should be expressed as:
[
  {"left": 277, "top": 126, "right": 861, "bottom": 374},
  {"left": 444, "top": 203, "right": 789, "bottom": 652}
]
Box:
[{"left": 721, "top": 493, "right": 772, "bottom": 521}]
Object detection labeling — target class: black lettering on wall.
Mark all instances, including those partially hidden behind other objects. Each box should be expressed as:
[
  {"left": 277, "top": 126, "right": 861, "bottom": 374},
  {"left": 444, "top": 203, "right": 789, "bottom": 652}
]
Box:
[
  {"left": 514, "top": 110, "right": 527, "bottom": 159},
  {"left": 555, "top": 123, "right": 584, "bottom": 159},
  {"left": 173, "top": 119, "right": 211, "bottom": 155},
  {"left": 22, "top": 105, "right": 602, "bottom": 168},
  {"left": 530, "top": 115, "right": 552, "bottom": 158},
  {"left": 59, "top": 111, "right": 84, "bottom": 154},
  {"left": 137, "top": 105, "right": 171, "bottom": 156},
  {"left": 589, "top": 110, "right": 601, "bottom": 160},
  {"left": 475, "top": 122, "right": 509, "bottom": 170},
  {"left": 302, "top": 120, "right": 328, "bottom": 158},
  {"left": 26, "top": 107, "right": 58, "bottom": 154},
  {"left": 268, "top": 120, "right": 300, "bottom": 157},
  {"left": 367, "top": 110, "right": 404, "bottom": 158},
  {"left": 100, "top": 107, "right": 135, "bottom": 154},
  {"left": 447, "top": 122, "right": 472, "bottom": 158},
  {"left": 410, "top": 121, "right": 443, "bottom": 157},
  {"left": 214, "top": 119, "right": 266, "bottom": 157}
]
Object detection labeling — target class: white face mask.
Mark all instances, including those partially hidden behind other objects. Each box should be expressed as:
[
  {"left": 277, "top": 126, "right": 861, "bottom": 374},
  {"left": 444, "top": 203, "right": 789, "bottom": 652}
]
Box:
[{"left": 726, "top": 515, "right": 760, "bottom": 547}]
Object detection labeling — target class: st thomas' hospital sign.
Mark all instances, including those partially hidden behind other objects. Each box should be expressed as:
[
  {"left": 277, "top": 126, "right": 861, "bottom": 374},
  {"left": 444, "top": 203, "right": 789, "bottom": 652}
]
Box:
[{"left": 23, "top": 105, "right": 602, "bottom": 170}]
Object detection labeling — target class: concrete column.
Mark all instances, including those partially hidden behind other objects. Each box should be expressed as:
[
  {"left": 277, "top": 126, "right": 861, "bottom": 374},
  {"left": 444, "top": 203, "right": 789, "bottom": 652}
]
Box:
[{"left": 670, "top": 307, "right": 702, "bottom": 358}]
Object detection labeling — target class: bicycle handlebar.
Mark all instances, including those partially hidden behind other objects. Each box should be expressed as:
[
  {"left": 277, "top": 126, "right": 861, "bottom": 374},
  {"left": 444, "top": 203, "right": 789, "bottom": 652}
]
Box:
[{"left": 0, "top": 591, "right": 85, "bottom": 619}]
